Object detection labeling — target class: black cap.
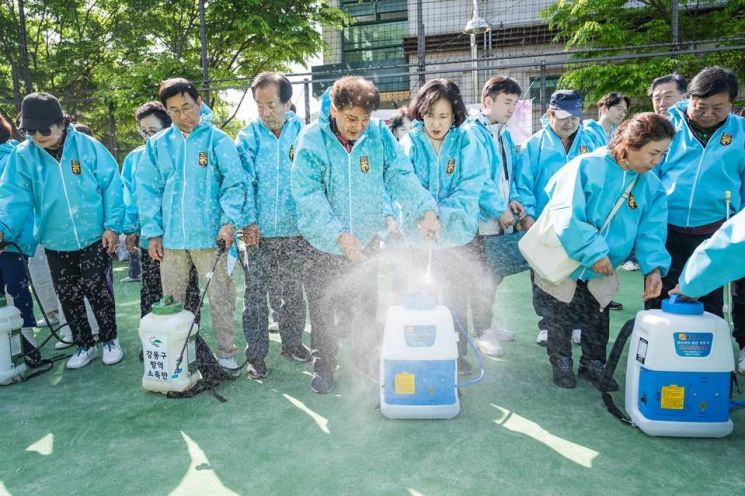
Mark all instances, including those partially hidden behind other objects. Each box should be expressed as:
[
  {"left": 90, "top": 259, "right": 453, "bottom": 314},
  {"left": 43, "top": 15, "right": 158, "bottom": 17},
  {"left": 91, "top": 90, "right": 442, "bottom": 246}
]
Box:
[
  {"left": 548, "top": 90, "right": 583, "bottom": 118},
  {"left": 20, "top": 92, "right": 64, "bottom": 130}
]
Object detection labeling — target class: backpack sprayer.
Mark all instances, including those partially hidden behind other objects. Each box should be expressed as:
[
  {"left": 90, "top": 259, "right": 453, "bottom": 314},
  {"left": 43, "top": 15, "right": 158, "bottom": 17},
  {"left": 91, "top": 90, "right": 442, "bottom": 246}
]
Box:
[
  {"left": 598, "top": 191, "right": 744, "bottom": 436},
  {"left": 139, "top": 239, "right": 247, "bottom": 402},
  {"left": 380, "top": 240, "right": 485, "bottom": 419},
  {"left": 0, "top": 240, "right": 73, "bottom": 385}
]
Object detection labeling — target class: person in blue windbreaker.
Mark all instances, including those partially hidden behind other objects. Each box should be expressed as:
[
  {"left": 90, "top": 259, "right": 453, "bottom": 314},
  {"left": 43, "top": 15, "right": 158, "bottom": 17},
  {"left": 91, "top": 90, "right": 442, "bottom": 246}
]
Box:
[
  {"left": 0, "top": 114, "right": 41, "bottom": 371},
  {"left": 136, "top": 78, "right": 248, "bottom": 375},
  {"left": 516, "top": 89, "right": 601, "bottom": 346},
  {"left": 400, "top": 78, "right": 485, "bottom": 374},
  {"left": 583, "top": 92, "right": 630, "bottom": 146},
  {"left": 235, "top": 72, "right": 311, "bottom": 380},
  {"left": 671, "top": 208, "right": 745, "bottom": 375},
  {"left": 646, "top": 67, "right": 745, "bottom": 348},
  {"left": 120, "top": 101, "right": 201, "bottom": 324},
  {"left": 462, "top": 75, "right": 525, "bottom": 358},
  {"left": 532, "top": 112, "right": 673, "bottom": 389},
  {"left": 0, "top": 92, "right": 124, "bottom": 370},
  {"left": 291, "top": 76, "right": 441, "bottom": 394}
]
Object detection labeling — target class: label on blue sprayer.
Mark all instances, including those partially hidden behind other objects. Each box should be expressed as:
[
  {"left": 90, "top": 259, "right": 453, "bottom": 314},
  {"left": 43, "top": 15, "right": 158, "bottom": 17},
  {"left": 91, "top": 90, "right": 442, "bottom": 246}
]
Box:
[
  {"left": 673, "top": 332, "right": 713, "bottom": 358},
  {"left": 404, "top": 325, "right": 437, "bottom": 347}
]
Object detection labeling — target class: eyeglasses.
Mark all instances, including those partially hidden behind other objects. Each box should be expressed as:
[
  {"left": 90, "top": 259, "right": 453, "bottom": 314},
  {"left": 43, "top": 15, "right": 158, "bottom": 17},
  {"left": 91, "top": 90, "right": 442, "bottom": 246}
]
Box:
[
  {"left": 21, "top": 128, "right": 53, "bottom": 137},
  {"left": 138, "top": 127, "right": 162, "bottom": 137},
  {"left": 167, "top": 104, "right": 196, "bottom": 117}
]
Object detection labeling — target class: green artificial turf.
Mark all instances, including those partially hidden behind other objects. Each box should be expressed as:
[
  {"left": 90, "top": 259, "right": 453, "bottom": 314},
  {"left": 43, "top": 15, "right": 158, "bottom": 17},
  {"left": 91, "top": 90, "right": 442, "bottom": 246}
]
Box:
[{"left": 1, "top": 262, "right": 743, "bottom": 496}]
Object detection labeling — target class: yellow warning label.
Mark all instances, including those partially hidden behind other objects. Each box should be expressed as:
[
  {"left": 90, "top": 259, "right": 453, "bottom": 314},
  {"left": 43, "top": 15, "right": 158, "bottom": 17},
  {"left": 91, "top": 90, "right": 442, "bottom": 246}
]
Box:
[
  {"left": 394, "top": 372, "right": 415, "bottom": 395},
  {"left": 660, "top": 385, "right": 685, "bottom": 410}
]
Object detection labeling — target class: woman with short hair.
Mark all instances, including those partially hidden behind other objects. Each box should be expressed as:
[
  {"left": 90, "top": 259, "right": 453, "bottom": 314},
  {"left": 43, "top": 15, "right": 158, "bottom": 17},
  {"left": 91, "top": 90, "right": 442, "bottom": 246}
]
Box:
[
  {"left": 400, "top": 79, "right": 486, "bottom": 374},
  {"left": 532, "top": 112, "right": 674, "bottom": 389}
]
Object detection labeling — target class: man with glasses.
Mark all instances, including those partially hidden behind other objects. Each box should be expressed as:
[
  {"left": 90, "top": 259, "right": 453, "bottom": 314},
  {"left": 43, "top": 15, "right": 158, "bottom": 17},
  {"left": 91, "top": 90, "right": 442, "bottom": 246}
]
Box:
[
  {"left": 516, "top": 89, "right": 600, "bottom": 347},
  {"left": 137, "top": 78, "right": 248, "bottom": 375},
  {"left": 647, "top": 66, "right": 745, "bottom": 375},
  {"left": 0, "top": 92, "right": 125, "bottom": 369},
  {"left": 121, "top": 101, "right": 202, "bottom": 328}
]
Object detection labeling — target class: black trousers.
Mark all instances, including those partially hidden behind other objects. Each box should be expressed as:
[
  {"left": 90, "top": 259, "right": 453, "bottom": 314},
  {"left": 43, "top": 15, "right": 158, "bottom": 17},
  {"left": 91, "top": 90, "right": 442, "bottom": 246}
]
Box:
[
  {"left": 532, "top": 279, "right": 610, "bottom": 368},
  {"left": 241, "top": 236, "right": 308, "bottom": 362},
  {"left": 46, "top": 241, "right": 116, "bottom": 347},
  {"left": 305, "top": 246, "right": 378, "bottom": 375},
  {"left": 646, "top": 227, "right": 723, "bottom": 316},
  {"left": 140, "top": 247, "right": 201, "bottom": 322},
  {"left": 645, "top": 227, "right": 745, "bottom": 348}
]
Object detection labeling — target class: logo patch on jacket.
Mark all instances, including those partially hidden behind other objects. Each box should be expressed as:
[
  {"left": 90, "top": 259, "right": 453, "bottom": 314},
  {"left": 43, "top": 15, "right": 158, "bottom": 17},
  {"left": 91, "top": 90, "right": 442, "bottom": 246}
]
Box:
[
  {"left": 71, "top": 160, "right": 81, "bottom": 175},
  {"left": 720, "top": 133, "right": 732, "bottom": 146},
  {"left": 198, "top": 151, "right": 208, "bottom": 167},
  {"left": 446, "top": 159, "right": 456, "bottom": 175},
  {"left": 289, "top": 145, "right": 295, "bottom": 161},
  {"left": 579, "top": 145, "right": 589, "bottom": 154},
  {"left": 360, "top": 156, "right": 370, "bottom": 173},
  {"left": 628, "top": 192, "right": 637, "bottom": 210}
]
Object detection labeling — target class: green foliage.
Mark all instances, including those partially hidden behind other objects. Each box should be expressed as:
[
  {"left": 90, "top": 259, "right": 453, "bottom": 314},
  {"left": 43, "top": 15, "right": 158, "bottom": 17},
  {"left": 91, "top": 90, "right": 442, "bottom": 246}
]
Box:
[
  {"left": 540, "top": 0, "right": 745, "bottom": 111},
  {"left": 0, "top": 0, "right": 347, "bottom": 161}
]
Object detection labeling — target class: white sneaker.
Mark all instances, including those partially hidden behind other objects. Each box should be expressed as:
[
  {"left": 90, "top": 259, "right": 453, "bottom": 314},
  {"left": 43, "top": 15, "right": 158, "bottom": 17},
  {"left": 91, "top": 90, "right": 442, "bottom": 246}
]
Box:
[
  {"left": 738, "top": 348, "right": 745, "bottom": 376},
  {"left": 494, "top": 329, "right": 515, "bottom": 342},
  {"left": 621, "top": 260, "right": 640, "bottom": 271},
  {"left": 67, "top": 346, "right": 97, "bottom": 369},
  {"left": 37, "top": 313, "right": 59, "bottom": 327},
  {"left": 572, "top": 329, "right": 582, "bottom": 345},
  {"left": 536, "top": 329, "right": 548, "bottom": 346},
  {"left": 55, "top": 327, "right": 74, "bottom": 350},
  {"left": 101, "top": 338, "right": 124, "bottom": 365},
  {"left": 475, "top": 330, "right": 504, "bottom": 357},
  {"left": 217, "top": 356, "right": 241, "bottom": 377}
]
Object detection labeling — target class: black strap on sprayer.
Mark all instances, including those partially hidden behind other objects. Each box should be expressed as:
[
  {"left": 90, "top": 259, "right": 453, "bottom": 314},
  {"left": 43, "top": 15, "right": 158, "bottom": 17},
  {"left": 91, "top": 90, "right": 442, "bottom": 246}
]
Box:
[
  {"left": 600, "top": 318, "right": 636, "bottom": 424},
  {"left": 166, "top": 239, "right": 242, "bottom": 402},
  {"left": 0, "top": 241, "right": 73, "bottom": 383}
]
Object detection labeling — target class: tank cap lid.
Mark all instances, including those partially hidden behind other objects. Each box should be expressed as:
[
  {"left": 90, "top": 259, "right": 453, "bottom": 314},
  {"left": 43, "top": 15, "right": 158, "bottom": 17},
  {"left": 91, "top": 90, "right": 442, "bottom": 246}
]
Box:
[
  {"left": 404, "top": 291, "right": 436, "bottom": 310},
  {"left": 661, "top": 295, "right": 704, "bottom": 315},
  {"left": 151, "top": 295, "right": 183, "bottom": 315}
]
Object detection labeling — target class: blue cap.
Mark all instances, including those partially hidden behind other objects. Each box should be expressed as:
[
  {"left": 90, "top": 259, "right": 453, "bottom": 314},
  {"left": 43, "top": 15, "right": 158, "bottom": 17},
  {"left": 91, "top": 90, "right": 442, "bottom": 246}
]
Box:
[
  {"left": 548, "top": 90, "right": 583, "bottom": 118},
  {"left": 661, "top": 295, "right": 704, "bottom": 316}
]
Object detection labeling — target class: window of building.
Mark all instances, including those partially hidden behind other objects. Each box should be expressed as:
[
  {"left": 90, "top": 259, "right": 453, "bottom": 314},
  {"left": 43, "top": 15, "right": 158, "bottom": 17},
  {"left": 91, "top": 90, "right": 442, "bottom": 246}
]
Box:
[
  {"left": 528, "top": 76, "right": 560, "bottom": 106},
  {"left": 342, "top": 0, "right": 408, "bottom": 63}
]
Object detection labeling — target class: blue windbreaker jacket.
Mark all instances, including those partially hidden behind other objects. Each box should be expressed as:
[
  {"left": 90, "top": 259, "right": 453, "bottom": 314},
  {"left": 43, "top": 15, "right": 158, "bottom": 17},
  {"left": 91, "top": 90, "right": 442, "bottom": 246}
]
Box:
[
  {"left": 400, "top": 119, "right": 485, "bottom": 248},
  {"left": 0, "top": 126, "right": 124, "bottom": 252},
  {"left": 235, "top": 111, "right": 303, "bottom": 237},
  {"left": 546, "top": 147, "right": 671, "bottom": 281},
  {"left": 291, "top": 90, "right": 437, "bottom": 255},
  {"left": 136, "top": 105, "right": 248, "bottom": 250}
]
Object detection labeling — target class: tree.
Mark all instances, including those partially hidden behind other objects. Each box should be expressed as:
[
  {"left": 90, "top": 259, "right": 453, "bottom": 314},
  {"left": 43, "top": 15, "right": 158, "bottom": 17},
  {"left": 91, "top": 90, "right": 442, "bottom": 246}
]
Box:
[
  {"left": 541, "top": 0, "right": 745, "bottom": 110},
  {"left": 0, "top": 0, "right": 347, "bottom": 160}
]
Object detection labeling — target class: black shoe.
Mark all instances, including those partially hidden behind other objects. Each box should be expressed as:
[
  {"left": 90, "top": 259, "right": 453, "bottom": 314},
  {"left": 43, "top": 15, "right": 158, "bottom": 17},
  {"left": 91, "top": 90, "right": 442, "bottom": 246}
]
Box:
[
  {"left": 608, "top": 300, "right": 624, "bottom": 311},
  {"left": 281, "top": 343, "right": 312, "bottom": 363},
  {"left": 311, "top": 371, "right": 335, "bottom": 394},
  {"left": 552, "top": 357, "right": 576, "bottom": 389},
  {"left": 246, "top": 360, "right": 268, "bottom": 379},
  {"left": 457, "top": 357, "right": 473, "bottom": 376},
  {"left": 578, "top": 360, "right": 619, "bottom": 392}
]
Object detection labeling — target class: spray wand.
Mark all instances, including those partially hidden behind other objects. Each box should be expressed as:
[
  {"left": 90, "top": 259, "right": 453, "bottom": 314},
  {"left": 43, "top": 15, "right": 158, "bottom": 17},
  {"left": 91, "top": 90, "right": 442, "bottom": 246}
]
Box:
[
  {"left": 172, "top": 239, "right": 226, "bottom": 379},
  {"left": 724, "top": 191, "right": 733, "bottom": 329}
]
